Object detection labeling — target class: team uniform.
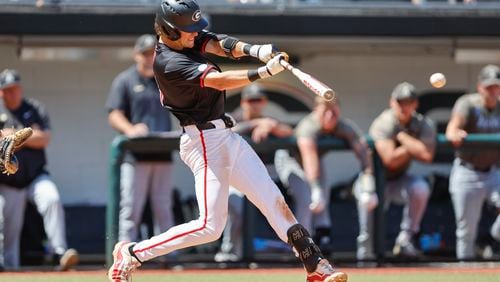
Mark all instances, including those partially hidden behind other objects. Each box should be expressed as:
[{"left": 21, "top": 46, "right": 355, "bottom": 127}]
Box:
[
  {"left": 0, "top": 98, "right": 69, "bottom": 269},
  {"left": 215, "top": 111, "right": 304, "bottom": 262},
  {"left": 109, "top": 1, "right": 347, "bottom": 281},
  {"left": 287, "top": 113, "right": 372, "bottom": 254},
  {"left": 129, "top": 30, "right": 297, "bottom": 262},
  {"left": 448, "top": 93, "right": 500, "bottom": 259},
  {"left": 367, "top": 108, "right": 436, "bottom": 258},
  {"left": 106, "top": 65, "right": 175, "bottom": 242}
]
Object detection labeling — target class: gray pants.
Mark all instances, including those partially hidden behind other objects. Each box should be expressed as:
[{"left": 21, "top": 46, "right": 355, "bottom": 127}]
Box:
[
  {"left": 449, "top": 158, "right": 500, "bottom": 260},
  {"left": 0, "top": 174, "right": 68, "bottom": 269},
  {"left": 354, "top": 173, "right": 430, "bottom": 259},
  {"left": 119, "top": 161, "right": 175, "bottom": 242}
]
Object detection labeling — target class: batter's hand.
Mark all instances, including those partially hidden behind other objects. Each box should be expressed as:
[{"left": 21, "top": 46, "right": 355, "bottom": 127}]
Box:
[
  {"left": 265, "top": 54, "right": 286, "bottom": 75},
  {"left": 249, "top": 44, "right": 278, "bottom": 63},
  {"left": 0, "top": 127, "right": 33, "bottom": 175}
]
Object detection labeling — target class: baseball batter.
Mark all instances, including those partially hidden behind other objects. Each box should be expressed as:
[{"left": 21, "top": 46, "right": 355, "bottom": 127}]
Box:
[
  {"left": 446, "top": 64, "right": 500, "bottom": 260},
  {"left": 368, "top": 82, "right": 436, "bottom": 259},
  {"left": 108, "top": 1, "right": 347, "bottom": 281}
]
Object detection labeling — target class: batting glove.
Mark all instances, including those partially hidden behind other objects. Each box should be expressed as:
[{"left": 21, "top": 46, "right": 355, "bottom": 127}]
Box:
[
  {"left": 256, "top": 53, "right": 286, "bottom": 79},
  {"left": 249, "top": 44, "right": 277, "bottom": 63}
]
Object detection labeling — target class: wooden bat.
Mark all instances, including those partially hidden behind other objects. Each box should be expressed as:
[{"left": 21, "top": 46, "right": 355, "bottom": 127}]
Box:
[{"left": 279, "top": 59, "right": 336, "bottom": 102}]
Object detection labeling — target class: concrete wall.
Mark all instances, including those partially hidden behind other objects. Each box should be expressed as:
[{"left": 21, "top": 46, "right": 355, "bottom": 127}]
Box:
[{"left": 0, "top": 36, "right": 496, "bottom": 205}]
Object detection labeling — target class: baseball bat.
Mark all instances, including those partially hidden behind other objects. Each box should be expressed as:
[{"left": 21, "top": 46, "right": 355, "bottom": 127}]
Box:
[{"left": 279, "top": 59, "right": 336, "bottom": 101}]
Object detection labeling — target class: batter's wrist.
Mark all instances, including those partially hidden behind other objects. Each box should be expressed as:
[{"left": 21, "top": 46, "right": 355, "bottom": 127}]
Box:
[
  {"left": 247, "top": 69, "right": 261, "bottom": 82},
  {"left": 243, "top": 44, "right": 252, "bottom": 56},
  {"left": 247, "top": 66, "right": 272, "bottom": 82},
  {"left": 248, "top": 44, "right": 260, "bottom": 58}
]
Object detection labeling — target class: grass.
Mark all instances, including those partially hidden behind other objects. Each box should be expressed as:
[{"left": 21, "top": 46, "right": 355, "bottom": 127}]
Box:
[{"left": 1, "top": 268, "right": 499, "bottom": 282}]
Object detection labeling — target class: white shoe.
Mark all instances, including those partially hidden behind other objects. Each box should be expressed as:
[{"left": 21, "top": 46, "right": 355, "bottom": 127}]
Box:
[
  {"left": 306, "top": 259, "right": 348, "bottom": 282},
  {"left": 108, "top": 241, "right": 141, "bottom": 282}
]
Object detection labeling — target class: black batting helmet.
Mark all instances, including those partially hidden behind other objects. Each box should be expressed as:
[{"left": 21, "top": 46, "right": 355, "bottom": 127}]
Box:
[{"left": 155, "top": 0, "right": 208, "bottom": 41}]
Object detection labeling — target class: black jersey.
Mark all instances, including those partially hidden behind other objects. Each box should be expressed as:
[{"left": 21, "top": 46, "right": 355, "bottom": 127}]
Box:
[
  {"left": 153, "top": 31, "right": 225, "bottom": 126},
  {"left": 0, "top": 98, "right": 49, "bottom": 188}
]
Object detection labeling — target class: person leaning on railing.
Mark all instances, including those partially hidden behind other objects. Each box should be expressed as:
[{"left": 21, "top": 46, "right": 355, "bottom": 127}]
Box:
[
  {"left": 365, "top": 82, "right": 436, "bottom": 260},
  {"left": 445, "top": 64, "right": 500, "bottom": 261}
]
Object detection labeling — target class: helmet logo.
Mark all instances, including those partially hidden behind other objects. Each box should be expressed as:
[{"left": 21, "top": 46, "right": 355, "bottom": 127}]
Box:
[{"left": 192, "top": 10, "right": 201, "bottom": 22}]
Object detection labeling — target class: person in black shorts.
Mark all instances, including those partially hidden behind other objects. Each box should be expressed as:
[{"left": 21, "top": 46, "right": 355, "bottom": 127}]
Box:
[{"left": 108, "top": 1, "right": 347, "bottom": 282}]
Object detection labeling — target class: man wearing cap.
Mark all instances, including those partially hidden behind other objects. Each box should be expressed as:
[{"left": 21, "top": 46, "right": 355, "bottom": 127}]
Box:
[
  {"left": 109, "top": 1, "right": 348, "bottom": 280},
  {"left": 106, "top": 34, "right": 176, "bottom": 244},
  {"left": 0, "top": 69, "right": 78, "bottom": 270},
  {"left": 214, "top": 83, "right": 295, "bottom": 262},
  {"left": 366, "top": 82, "right": 436, "bottom": 258},
  {"left": 446, "top": 64, "right": 500, "bottom": 260},
  {"left": 290, "top": 97, "right": 375, "bottom": 259}
]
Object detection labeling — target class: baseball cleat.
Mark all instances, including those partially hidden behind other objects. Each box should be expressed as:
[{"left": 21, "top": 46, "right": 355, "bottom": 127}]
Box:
[
  {"left": 108, "top": 241, "right": 141, "bottom": 282},
  {"left": 306, "top": 259, "right": 348, "bottom": 282}
]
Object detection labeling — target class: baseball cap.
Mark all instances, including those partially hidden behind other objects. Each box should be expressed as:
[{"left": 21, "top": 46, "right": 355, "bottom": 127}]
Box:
[
  {"left": 241, "top": 83, "right": 267, "bottom": 100},
  {"left": 134, "top": 34, "right": 157, "bottom": 53},
  {"left": 478, "top": 64, "right": 500, "bottom": 87},
  {"left": 0, "top": 69, "right": 21, "bottom": 89},
  {"left": 391, "top": 82, "right": 417, "bottom": 101}
]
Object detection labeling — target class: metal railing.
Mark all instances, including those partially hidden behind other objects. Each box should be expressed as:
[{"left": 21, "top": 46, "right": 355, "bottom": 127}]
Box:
[{"left": 105, "top": 133, "right": 500, "bottom": 266}]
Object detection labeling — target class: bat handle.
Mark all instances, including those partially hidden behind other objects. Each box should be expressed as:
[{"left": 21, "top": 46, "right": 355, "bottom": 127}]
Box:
[{"left": 278, "top": 59, "right": 293, "bottom": 71}]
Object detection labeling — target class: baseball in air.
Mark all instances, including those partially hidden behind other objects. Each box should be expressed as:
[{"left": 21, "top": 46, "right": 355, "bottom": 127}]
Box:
[{"left": 430, "top": 72, "right": 446, "bottom": 88}]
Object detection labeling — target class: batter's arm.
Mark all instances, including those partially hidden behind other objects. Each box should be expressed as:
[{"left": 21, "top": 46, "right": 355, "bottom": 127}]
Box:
[
  {"left": 203, "top": 54, "right": 286, "bottom": 90},
  {"left": 203, "top": 70, "right": 255, "bottom": 90},
  {"left": 374, "top": 139, "right": 412, "bottom": 171},
  {"left": 202, "top": 33, "right": 279, "bottom": 63},
  {"left": 204, "top": 39, "right": 249, "bottom": 59},
  {"left": 445, "top": 112, "right": 468, "bottom": 148}
]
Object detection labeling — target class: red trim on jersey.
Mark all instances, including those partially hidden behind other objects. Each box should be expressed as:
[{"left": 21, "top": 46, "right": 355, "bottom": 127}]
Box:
[
  {"left": 201, "top": 38, "right": 209, "bottom": 53},
  {"left": 199, "top": 65, "right": 215, "bottom": 88},
  {"left": 133, "top": 131, "right": 209, "bottom": 254}
]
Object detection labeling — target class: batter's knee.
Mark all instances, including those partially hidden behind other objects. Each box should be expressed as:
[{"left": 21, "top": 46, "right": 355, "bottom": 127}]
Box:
[
  {"left": 202, "top": 225, "right": 226, "bottom": 243},
  {"left": 202, "top": 216, "right": 227, "bottom": 243}
]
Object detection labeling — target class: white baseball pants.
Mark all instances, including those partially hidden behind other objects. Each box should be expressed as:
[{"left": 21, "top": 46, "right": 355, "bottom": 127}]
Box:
[{"left": 132, "top": 120, "right": 297, "bottom": 262}]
